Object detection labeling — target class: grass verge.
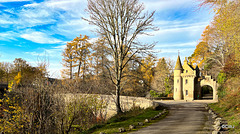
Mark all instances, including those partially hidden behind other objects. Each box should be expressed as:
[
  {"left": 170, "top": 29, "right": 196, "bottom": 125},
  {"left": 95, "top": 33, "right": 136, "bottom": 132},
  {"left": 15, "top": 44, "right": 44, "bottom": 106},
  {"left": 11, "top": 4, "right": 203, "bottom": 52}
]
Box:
[
  {"left": 81, "top": 107, "right": 168, "bottom": 134},
  {"left": 209, "top": 103, "right": 240, "bottom": 134}
]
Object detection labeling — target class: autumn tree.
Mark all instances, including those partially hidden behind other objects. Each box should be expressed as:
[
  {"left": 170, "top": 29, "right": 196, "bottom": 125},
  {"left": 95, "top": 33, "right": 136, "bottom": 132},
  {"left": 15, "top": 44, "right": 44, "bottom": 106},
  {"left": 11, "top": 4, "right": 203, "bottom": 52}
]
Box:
[
  {"left": 13, "top": 58, "right": 28, "bottom": 73},
  {"left": 0, "top": 62, "right": 14, "bottom": 84},
  {"left": 62, "top": 35, "right": 92, "bottom": 81},
  {"left": 91, "top": 37, "right": 111, "bottom": 79},
  {"left": 70, "top": 35, "right": 92, "bottom": 81},
  {"left": 122, "top": 55, "right": 156, "bottom": 97},
  {"left": 84, "top": 0, "right": 156, "bottom": 113},
  {"left": 62, "top": 42, "right": 74, "bottom": 79},
  {"left": 121, "top": 54, "right": 144, "bottom": 96},
  {"left": 198, "top": 0, "right": 240, "bottom": 118},
  {"left": 197, "top": 0, "right": 240, "bottom": 77},
  {"left": 189, "top": 26, "right": 212, "bottom": 69},
  {"left": 151, "top": 58, "right": 174, "bottom": 95},
  {"left": 0, "top": 58, "right": 44, "bottom": 86},
  {"left": 138, "top": 55, "right": 155, "bottom": 91}
]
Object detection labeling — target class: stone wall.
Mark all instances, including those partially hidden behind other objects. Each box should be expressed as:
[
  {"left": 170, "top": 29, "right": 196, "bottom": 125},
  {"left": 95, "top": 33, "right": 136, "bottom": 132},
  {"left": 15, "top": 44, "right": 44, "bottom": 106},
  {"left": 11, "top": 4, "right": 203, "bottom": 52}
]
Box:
[{"left": 62, "top": 93, "right": 153, "bottom": 118}]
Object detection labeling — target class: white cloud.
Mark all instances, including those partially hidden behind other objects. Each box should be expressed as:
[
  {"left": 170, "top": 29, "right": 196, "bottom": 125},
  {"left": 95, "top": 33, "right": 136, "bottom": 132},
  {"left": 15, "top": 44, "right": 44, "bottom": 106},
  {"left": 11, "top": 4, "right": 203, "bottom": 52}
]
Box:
[
  {"left": 17, "top": 8, "right": 56, "bottom": 28},
  {"left": 17, "top": 0, "right": 91, "bottom": 38},
  {"left": 45, "top": 0, "right": 87, "bottom": 11},
  {"left": 23, "top": 2, "right": 39, "bottom": 7},
  {"left": 0, "top": 5, "right": 56, "bottom": 29},
  {"left": 153, "top": 22, "right": 207, "bottom": 35},
  {"left": 136, "top": 21, "right": 207, "bottom": 46},
  {"left": 25, "top": 45, "right": 64, "bottom": 78},
  {"left": 0, "top": 31, "right": 17, "bottom": 41},
  {"left": 53, "top": 44, "right": 66, "bottom": 49},
  {"left": 47, "top": 64, "right": 63, "bottom": 78},
  {"left": 156, "top": 41, "right": 197, "bottom": 48},
  {"left": 0, "top": 0, "right": 31, "bottom": 2},
  {"left": 20, "top": 31, "right": 63, "bottom": 44},
  {"left": 140, "top": 0, "right": 196, "bottom": 12},
  {"left": 0, "top": 13, "right": 15, "bottom": 25},
  {"left": 25, "top": 44, "right": 65, "bottom": 58}
]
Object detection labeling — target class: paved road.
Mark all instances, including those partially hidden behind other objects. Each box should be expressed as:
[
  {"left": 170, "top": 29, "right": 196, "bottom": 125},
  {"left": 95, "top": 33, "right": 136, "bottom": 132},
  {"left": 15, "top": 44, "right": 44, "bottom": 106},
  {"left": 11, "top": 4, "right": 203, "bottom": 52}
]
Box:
[{"left": 129, "top": 100, "right": 217, "bottom": 134}]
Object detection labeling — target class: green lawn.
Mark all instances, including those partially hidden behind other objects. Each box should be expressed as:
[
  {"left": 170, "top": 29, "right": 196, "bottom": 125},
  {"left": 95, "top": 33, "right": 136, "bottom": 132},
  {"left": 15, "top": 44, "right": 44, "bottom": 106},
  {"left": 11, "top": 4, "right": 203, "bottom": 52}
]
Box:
[{"left": 82, "top": 107, "right": 168, "bottom": 134}]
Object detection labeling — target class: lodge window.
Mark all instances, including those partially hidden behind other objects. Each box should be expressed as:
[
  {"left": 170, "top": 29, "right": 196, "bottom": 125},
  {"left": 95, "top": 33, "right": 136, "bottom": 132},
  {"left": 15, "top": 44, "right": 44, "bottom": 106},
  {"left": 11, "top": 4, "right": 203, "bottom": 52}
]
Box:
[
  {"left": 186, "top": 90, "right": 188, "bottom": 96},
  {"left": 185, "top": 79, "right": 188, "bottom": 84}
]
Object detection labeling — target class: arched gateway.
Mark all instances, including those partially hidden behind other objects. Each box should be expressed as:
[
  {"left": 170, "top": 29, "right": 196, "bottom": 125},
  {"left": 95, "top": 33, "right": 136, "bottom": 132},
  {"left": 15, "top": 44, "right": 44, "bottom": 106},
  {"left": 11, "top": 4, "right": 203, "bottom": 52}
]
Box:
[
  {"left": 173, "top": 55, "right": 218, "bottom": 101},
  {"left": 200, "top": 75, "right": 218, "bottom": 101}
]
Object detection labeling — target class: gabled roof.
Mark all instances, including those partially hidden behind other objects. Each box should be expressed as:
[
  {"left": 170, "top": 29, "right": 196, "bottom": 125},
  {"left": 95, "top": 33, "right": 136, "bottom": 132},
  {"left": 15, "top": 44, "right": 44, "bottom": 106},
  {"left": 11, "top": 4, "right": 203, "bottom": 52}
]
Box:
[
  {"left": 174, "top": 55, "right": 183, "bottom": 70},
  {"left": 182, "top": 57, "right": 194, "bottom": 71}
]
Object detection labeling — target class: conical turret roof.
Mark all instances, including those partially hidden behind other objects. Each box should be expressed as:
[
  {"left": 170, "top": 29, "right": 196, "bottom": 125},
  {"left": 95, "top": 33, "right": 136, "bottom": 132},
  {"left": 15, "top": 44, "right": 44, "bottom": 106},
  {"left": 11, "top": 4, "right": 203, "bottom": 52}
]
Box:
[{"left": 175, "top": 55, "right": 183, "bottom": 70}]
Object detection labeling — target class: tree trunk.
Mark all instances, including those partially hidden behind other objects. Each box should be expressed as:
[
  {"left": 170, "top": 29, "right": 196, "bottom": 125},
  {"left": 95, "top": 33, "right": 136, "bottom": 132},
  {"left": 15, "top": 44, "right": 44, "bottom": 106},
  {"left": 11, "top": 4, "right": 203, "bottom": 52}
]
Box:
[
  {"left": 83, "top": 61, "right": 85, "bottom": 82},
  {"left": 70, "top": 60, "right": 72, "bottom": 79},
  {"left": 77, "top": 62, "right": 82, "bottom": 78},
  {"left": 115, "top": 84, "right": 122, "bottom": 114}
]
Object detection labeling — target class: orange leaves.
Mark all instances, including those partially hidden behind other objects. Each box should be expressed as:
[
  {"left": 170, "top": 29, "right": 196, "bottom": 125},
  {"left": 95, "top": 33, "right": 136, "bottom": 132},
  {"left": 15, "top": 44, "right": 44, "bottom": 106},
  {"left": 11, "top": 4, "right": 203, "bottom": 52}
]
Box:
[
  {"left": 195, "top": 0, "right": 240, "bottom": 73},
  {"left": 190, "top": 41, "right": 211, "bottom": 69},
  {"left": 61, "top": 34, "right": 92, "bottom": 79}
]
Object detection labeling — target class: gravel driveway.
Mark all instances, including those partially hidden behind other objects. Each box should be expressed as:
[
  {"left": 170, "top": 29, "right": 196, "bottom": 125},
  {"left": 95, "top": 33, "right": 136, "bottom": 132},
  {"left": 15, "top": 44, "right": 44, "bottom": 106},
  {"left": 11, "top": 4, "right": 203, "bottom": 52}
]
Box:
[{"left": 129, "top": 100, "right": 217, "bottom": 134}]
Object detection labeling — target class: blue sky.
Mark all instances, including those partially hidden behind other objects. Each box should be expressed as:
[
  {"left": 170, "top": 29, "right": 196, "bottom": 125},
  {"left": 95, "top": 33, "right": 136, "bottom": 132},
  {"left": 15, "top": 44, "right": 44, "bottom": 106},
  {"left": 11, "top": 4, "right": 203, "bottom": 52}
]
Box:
[{"left": 0, "top": 0, "right": 213, "bottom": 78}]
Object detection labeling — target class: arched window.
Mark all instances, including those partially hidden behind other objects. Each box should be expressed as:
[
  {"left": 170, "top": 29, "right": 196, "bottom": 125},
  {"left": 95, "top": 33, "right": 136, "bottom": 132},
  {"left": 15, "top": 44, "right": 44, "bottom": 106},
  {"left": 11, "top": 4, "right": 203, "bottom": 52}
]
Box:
[
  {"left": 186, "top": 90, "right": 188, "bottom": 96},
  {"left": 185, "top": 79, "right": 188, "bottom": 84}
]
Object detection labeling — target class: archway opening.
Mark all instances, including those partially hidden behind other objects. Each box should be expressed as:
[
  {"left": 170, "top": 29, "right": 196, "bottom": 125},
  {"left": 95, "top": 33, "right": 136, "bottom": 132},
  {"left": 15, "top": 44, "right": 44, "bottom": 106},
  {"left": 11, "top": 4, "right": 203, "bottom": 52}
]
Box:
[{"left": 201, "top": 85, "right": 213, "bottom": 100}]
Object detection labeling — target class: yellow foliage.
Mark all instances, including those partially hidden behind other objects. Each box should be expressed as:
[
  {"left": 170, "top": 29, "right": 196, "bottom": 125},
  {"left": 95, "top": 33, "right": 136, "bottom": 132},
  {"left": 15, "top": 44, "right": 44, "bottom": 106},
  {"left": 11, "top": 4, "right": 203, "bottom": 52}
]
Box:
[
  {"left": 0, "top": 92, "right": 29, "bottom": 133},
  {"left": 140, "top": 55, "right": 155, "bottom": 85},
  {"left": 62, "top": 34, "right": 92, "bottom": 79},
  {"left": 14, "top": 72, "right": 22, "bottom": 85},
  {"left": 8, "top": 72, "right": 22, "bottom": 91}
]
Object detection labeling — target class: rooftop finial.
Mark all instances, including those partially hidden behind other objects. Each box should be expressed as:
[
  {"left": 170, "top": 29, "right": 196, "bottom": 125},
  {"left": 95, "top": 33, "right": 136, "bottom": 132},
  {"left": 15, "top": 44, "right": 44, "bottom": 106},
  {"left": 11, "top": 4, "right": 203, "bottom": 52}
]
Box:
[{"left": 178, "top": 50, "right": 180, "bottom": 56}]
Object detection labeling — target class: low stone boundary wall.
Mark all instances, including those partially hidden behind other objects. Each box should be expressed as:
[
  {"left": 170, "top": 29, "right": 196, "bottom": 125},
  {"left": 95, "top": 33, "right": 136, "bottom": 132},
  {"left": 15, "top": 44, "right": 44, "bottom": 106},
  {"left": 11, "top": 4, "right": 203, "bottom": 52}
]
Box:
[
  {"left": 62, "top": 93, "right": 154, "bottom": 118},
  {"left": 204, "top": 104, "right": 229, "bottom": 134},
  {"left": 105, "top": 95, "right": 153, "bottom": 118}
]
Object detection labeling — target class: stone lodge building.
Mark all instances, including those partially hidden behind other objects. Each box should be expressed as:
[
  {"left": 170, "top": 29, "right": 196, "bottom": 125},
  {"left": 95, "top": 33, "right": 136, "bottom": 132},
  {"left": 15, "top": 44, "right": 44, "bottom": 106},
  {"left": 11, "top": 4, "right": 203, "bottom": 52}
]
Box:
[{"left": 173, "top": 55, "right": 218, "bottom": 101}]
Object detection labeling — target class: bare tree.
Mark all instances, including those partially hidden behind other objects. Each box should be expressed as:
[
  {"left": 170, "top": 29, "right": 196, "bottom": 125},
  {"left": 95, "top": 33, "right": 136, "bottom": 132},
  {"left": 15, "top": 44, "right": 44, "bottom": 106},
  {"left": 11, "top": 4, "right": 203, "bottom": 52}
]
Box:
[{"left": 84, "top": 0, "right": 157, "bottom": 113}]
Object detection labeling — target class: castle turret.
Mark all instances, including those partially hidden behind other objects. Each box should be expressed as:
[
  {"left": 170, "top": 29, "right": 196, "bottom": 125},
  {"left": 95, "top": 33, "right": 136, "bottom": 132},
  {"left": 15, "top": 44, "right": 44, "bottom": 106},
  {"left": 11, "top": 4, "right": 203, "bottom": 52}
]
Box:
[{"left": 174, "top": 55, "right": 183, "bottom": 100}]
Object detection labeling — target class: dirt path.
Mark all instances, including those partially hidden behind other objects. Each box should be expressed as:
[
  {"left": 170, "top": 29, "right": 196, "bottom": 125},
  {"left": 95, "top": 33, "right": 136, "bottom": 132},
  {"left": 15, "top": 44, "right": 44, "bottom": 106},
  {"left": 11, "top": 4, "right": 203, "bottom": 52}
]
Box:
[{"left": 129, "top": 100, "right": 216, "bottom": 134}]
